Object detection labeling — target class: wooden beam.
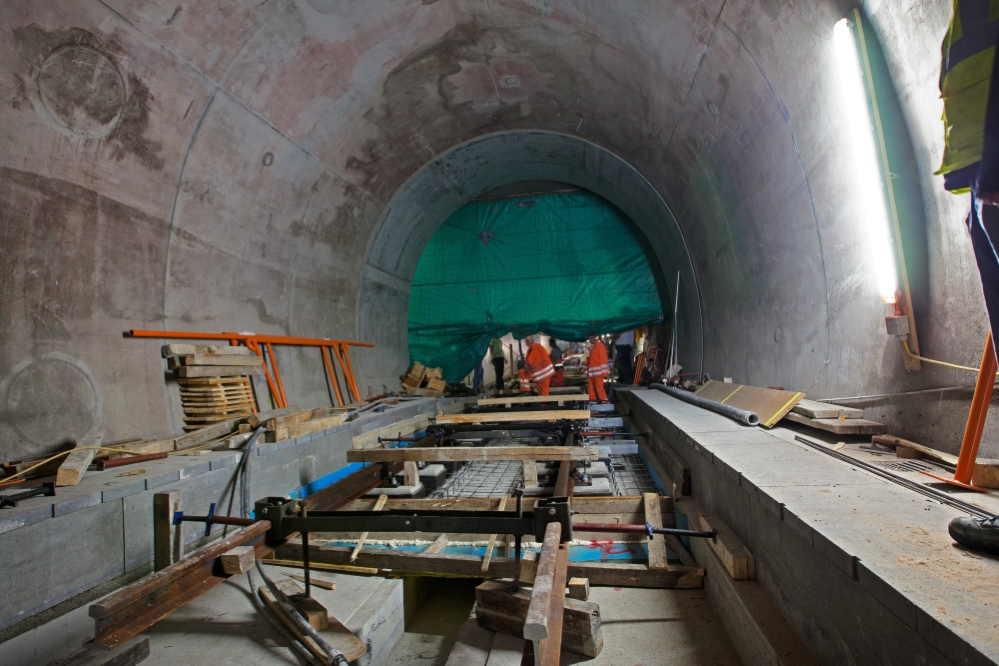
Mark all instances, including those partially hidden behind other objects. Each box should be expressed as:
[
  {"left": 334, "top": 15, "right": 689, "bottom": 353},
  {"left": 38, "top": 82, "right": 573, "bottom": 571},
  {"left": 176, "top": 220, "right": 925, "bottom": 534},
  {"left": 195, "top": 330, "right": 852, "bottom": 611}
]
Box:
[
  {"left": 477, "top": 394, "right": 588, "bottom": 407},
  {"left": 435, "top": 410, "right": 590, "bottom": 425},
  {"left": 352, "top": 415, "right": 432, "bottom": 450},
  {"left": 403, "top": 461, "right": 419, "bottom": 486},
  {"left": 677, "top": 498, "right": 755, "bottom": 580},
  {"left": 424, "top": 533, "right": 450, "bottom": 555},
  {"left": 220, "top": 546, "right": 256, "bottom": 575},
  {"left": 346, "top": 446, "right": 598, "bottom": 463},
  {"left": 567, "top": 578, "right": 589, "bottom": 601},
  {"left": 56, "top": 438, "right": 98, "bottom": 487},
  {"left": 273, "top": 542, "right": 703, "bottom": 588},
  {"left": 872, "top": 435, "right": 959, "bottom": 466},
  {"left": 153, "top": 491, "right": 182, "bottom": 571},
  {"left": 783, "top": 411, "right": 887, "bottom": 435},
  {"left": 175, "top": 365, "right": 265, "bottom": 378},
  {"left": 481, "top": 495, "right": 509, "bottom": 572},
  {"left": 643, "top": 493, "right": 668, "bottom": 569},
  {"left": 337, "top": 496, "right": 674, "bottom": 515},
  {"left": 522, "top": 461, "right": 539, "bottom": 487},
  {"left": 162, "top": 344, "right": 253, "bottom": 357},
  {"left": 792, "top": 398, "right": 863, "bottom": 420},
  {"left": 265, "top": 413, "right": 346, "bottom": 443},
  {"left": 351, "top": 494, "right": 387, "bottom": 562},
  {"left": 247, "top": 405, "right": 305, "bottom": 428}
]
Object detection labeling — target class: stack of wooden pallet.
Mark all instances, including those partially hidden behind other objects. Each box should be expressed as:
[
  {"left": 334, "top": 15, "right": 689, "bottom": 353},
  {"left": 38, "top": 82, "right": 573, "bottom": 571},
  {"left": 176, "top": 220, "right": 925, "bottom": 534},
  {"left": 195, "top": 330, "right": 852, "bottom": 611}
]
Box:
[
  {"left": 163, "top": 344, "right": 264, "bottom": 430},
  {"left": 402, "top": 361, "right": 446, "bottom": 397}
]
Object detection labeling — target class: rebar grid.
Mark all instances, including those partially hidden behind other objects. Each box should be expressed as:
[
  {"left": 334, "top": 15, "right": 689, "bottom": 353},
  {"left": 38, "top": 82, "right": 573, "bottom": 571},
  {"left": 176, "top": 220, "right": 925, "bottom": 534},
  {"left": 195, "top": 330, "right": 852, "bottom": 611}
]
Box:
[{"left": 608, "top": 454, "right": 657, "bottom": 496}]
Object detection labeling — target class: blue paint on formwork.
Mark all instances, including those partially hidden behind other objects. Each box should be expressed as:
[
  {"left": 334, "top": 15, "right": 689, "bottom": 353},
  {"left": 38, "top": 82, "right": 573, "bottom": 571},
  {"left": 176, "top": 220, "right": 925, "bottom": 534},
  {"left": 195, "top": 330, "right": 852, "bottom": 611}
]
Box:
[
  {"left": 287, "top": 436, "right": 423, "bottom": 500},
  {"left": 636, "top": 445, "right": 669, "bottom": 495}
]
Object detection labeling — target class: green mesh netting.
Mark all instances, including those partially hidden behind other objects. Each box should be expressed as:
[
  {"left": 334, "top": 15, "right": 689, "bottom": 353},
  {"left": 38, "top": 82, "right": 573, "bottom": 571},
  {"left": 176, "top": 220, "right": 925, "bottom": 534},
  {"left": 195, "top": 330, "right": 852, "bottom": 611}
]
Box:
[{"left": 408, "top": 191, "right": 664, "bottom": 382}]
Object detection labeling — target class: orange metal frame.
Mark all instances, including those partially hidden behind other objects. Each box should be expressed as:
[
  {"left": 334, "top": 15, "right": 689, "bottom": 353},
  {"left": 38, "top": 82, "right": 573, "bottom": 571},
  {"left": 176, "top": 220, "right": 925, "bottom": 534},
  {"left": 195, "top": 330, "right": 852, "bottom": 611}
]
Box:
[
  {"left": 920, "top": 332, "right": 996, "bottom": 493},
  {"left": 125, "top": 329, "right": 374, "bottom": 409}
]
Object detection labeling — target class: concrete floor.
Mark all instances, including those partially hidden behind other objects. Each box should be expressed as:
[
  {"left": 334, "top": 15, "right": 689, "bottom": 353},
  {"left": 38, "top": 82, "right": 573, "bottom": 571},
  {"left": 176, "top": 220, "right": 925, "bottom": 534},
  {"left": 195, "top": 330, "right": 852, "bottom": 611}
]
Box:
[{"left": 132, "top": 567, "right": 741, "bottom": 666}]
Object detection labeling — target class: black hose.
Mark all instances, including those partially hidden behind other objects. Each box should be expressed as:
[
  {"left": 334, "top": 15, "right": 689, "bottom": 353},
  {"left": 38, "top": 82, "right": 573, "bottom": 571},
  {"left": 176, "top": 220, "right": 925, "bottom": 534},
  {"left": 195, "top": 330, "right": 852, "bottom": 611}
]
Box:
[
  {"left": 651, "top": 384, "right": 760, "bottom": 426},
  {"left": 234, "top": 426, "right": 348, "bottom": 665}
]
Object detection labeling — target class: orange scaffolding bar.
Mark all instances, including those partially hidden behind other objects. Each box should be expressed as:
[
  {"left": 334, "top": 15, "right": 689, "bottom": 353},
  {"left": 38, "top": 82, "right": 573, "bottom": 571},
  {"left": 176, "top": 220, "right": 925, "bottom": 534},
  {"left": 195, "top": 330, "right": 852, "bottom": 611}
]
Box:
[{"left": 125, "top": 329, "right": 374, "bottom": 409}]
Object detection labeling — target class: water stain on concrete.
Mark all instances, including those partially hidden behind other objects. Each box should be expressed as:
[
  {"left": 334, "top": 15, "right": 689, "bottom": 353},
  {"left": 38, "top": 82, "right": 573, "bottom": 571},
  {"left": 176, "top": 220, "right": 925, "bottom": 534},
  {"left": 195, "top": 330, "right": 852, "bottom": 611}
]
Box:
[{"left": 12, "top": 25, "right": 164, "bottom": 169}]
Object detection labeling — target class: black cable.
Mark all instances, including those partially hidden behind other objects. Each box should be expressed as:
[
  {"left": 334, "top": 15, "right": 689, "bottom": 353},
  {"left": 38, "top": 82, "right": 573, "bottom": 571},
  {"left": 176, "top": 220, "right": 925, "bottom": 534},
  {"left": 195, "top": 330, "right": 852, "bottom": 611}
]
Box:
[{"left": 794, "top": 435, "right": 996, "bottom": 520}]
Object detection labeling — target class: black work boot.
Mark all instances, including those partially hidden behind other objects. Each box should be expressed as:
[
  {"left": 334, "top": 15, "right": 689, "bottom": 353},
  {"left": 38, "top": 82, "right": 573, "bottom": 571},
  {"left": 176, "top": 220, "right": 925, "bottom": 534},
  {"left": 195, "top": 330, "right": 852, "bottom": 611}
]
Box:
[{"left": 949, "top": 516, "right": 999, "bottom": 556}]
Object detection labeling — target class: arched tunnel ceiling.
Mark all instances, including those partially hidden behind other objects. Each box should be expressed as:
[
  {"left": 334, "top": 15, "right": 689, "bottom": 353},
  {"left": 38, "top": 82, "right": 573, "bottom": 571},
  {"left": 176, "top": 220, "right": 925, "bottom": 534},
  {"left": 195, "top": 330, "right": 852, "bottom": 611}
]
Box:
[{"left": 0, "top": 0, "right": 992, "bottom": 458}]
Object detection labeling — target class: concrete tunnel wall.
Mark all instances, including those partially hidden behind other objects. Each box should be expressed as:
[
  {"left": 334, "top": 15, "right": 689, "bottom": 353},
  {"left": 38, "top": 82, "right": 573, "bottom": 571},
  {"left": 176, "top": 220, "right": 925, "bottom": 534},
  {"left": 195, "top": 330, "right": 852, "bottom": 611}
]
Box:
[{"left": 0, "top": 0, "right": 996, "bottom": 464}]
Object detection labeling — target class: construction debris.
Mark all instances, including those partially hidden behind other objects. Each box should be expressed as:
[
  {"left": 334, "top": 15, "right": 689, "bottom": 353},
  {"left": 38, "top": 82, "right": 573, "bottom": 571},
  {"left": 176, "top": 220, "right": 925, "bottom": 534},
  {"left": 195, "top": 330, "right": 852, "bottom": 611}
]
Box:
[{"left": 402, "top": 361, "right": 446, "bottom": 396}]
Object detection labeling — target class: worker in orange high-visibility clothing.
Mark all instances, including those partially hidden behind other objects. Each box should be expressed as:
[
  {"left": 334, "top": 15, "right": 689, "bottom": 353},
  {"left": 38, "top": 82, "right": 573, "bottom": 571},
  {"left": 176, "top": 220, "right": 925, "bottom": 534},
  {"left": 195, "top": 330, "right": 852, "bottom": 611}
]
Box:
[
  {"left": 586, "top": 332, "right": 610, "bottom": 402},
  {"left": 524, "top": 335, "right": 555, "bottom": 396},
  {"left": 516, "top": 361, "right": 531, "bottom": 393}
]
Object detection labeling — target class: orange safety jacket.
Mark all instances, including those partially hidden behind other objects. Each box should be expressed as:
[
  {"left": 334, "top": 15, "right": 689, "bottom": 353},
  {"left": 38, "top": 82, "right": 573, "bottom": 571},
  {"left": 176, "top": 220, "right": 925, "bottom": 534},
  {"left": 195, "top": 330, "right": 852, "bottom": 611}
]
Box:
[
  {"left": 518, "top": 367, "right": 532, "bottom": 392},
  {"left": 525, "top": 343, "right": 555, "bottom": 382},
  {"left": 587, "top": 340, "right": 610, "bottom": 378}
]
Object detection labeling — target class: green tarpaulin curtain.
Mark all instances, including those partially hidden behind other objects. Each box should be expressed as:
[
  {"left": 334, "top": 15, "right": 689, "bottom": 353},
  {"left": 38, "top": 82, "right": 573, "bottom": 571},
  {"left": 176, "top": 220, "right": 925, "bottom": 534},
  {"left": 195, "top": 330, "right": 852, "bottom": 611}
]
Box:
[{"left": 408, "top": 191, "right": 664, "bottom": 382}]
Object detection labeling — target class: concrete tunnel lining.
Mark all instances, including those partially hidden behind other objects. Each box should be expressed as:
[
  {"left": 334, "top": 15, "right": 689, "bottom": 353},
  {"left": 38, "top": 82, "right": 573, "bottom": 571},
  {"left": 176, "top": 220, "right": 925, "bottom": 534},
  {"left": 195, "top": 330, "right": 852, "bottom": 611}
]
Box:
[{"left": 358, "top": 130, "right": 704, "bottom": 381}]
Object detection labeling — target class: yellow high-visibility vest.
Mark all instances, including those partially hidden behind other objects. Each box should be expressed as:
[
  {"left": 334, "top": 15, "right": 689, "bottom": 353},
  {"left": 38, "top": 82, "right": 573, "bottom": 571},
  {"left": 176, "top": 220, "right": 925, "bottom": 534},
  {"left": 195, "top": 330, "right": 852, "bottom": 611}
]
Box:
[{"left": 937, "top": 0, "right": 999, "bottom": 191}]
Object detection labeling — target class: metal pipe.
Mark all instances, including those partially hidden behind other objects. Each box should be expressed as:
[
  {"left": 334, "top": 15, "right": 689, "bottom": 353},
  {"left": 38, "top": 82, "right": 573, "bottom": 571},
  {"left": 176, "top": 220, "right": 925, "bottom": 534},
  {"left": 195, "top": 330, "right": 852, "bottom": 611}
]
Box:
[
  {"left": 651, "top": 384, "right": 760, "bottom": 427},
  {"left": 572, "top": 523, "right": 717, "bottom": 539},
  {"left": 96, "top": 452, "right": 168, "bottom": 470}
]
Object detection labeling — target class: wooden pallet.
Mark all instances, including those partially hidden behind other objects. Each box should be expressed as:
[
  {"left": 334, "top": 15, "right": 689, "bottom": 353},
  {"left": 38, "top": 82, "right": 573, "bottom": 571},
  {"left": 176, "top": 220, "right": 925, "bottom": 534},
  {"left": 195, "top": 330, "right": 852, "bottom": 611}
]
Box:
[{"left": 178, "top": 376, "right": 256, "bottom": 430}]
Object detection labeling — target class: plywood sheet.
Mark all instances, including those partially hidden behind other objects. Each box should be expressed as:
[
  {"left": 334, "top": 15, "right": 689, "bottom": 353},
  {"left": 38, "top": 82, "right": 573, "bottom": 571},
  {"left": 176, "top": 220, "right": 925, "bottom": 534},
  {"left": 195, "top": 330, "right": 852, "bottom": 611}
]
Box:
[{"left": 692, "top": 380, "right": 804, "bottom": 428}]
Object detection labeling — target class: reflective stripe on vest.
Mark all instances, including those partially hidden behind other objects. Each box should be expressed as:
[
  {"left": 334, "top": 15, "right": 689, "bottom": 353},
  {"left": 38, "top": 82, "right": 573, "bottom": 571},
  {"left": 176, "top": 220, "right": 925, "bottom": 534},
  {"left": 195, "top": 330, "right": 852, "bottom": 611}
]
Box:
[
  {"left": 938, "top": 0, "right": 999, "bottom": 178},
  {"left": 532, "top": 365, "right": 554, "bottom": 380}
]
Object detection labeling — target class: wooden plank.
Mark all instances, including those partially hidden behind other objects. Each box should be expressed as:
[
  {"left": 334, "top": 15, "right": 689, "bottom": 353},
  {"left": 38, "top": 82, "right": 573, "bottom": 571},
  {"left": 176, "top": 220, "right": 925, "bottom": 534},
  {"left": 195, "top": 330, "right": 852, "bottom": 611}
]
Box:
[
  {"left": 643, "top": 493, "right": 668, "bottom": 570},
  {"left": 872, "top": 435, "right": 960, "bottom": 466},
  {"left": 275, "top": 542, "right": 703, "bottom": 588},
  {"left": 275, "top": 579, "right": 328, "bottom": 631},
  {"left": 263, "top": 407, "right": 326, "bottom": 431},
  {"left": 174, "top": 418, "right": 242, "bottom": 449},
  {"left": 567, "top": 578, "right": 590, "bottom": 601},
  {"left": 351, "top": 415, "right": 432, "bottom": 450},
  {"left": 403, "top": 461, "right": 419, "bottom": 486},
  {"left": 677, "top": 498, "right": 755, "bottom": 580},
  {"left": 476, "top": 580, "right": 600, "bottom": 637},
  {"left": 476, "top": 608, "right": 600, "bottom": 660},
  {"left": 56, "top": 439, "right": 98, "bottom": 487},
  {"left": 265, "top": 413, "right": 346, "bottom": 443},
  {"left": 792, "top": 398, "right": 864, "bottom": 420},
  {"left": 481, "top": 495, "right": 509, "bottom": 572},
  {"left": 973, "top": 458, "right": 999, "bottom": 489},
  {"left": 477, "top": 394, "right": 588, "bottom": 406},
  {"left": 345, "top": 446, "right": 599, "bottom": 463},
  {"left": 783, "top": 411, "right": 887, "bottom": 435},
  {"left": 284, "top": 572, "right": 336, "bottom": 590},
  {"left": 162, "top": 344, "right": 252, "bottom": 357},
  {"left": 424, "top": 533, "right": 450, "bottom": 554},
  {"left": 247, "top": 406, "right": 305, "bottom": 428},
  {"left": 154, "top": 491, "right": 182, "bottom": 571},
  {"left": 336, "top": 496, "right": 671, "bottom": 514},
  {"left": 436, "top": 410, "right": 590, "bottom": 425},
  {"left": 178, "top": 354, "right": 264, "bottom": 367},
  {"left": 693, "top": 380, "right": 804, "bottom": 428},
  {"left": 174, "top": 365, "right": 265, "bottom": 378},
  {"left": 351, "top": 494, "right": 387, "bottom": 562},
  {"left": 220, "top": 545, "right": 256, "bottom": 575},
  {"left": 523, "top": 461, "right": 539, "bottom": 487}
]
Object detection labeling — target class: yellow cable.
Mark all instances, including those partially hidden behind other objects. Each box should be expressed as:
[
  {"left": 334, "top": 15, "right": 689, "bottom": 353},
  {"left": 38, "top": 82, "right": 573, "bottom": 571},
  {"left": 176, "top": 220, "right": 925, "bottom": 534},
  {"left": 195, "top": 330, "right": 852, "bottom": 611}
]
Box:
[
  {"left": 0, "top": 433, "right": 233, "bottom": 486},
  {"left": 902, "top": 340, "right": 999, "bottom": 376}
]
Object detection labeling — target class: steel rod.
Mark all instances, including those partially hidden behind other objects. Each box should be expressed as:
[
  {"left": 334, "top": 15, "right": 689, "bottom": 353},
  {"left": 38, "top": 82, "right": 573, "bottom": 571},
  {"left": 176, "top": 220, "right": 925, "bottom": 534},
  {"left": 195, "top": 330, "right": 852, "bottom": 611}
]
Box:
[{"left": 794, "top": 435, "right": 996, "bottom": 520}]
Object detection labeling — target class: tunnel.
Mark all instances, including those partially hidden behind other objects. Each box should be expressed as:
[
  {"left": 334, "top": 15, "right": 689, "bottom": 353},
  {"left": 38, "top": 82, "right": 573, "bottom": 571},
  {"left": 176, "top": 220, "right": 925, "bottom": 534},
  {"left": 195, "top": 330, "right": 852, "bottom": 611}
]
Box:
[{"left": 2, "top": 1, "right": 999, "bottom": 665}]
